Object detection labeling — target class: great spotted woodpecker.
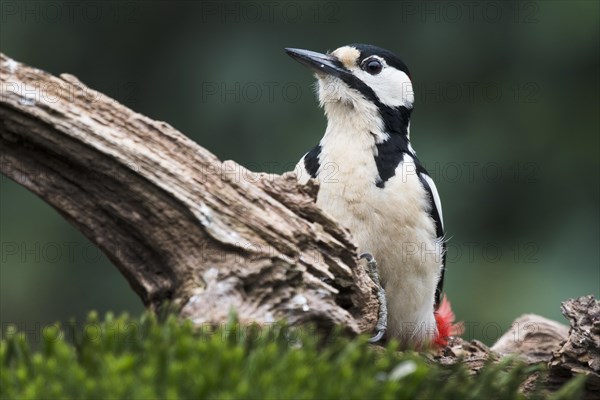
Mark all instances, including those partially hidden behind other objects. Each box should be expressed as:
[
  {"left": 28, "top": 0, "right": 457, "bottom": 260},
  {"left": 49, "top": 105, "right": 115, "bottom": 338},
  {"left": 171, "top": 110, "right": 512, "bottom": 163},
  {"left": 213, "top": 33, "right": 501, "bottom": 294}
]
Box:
[{"left": 286, "top": 44, "right": 461, "bottom": 347}]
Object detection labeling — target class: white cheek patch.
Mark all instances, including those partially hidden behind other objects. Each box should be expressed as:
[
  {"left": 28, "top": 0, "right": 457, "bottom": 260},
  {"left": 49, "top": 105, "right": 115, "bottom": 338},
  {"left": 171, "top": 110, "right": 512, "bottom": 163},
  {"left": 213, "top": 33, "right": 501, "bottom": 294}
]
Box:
[{"left": 354, "top": 65, "right": 414, "bottom": 108}]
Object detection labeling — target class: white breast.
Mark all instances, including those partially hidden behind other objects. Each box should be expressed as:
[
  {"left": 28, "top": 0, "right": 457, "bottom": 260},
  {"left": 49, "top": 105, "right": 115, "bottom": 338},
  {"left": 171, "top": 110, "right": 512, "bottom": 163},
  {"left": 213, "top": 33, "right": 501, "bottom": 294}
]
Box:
[{"left": 297, "top": 121, "right": 441, "bottom": 343}]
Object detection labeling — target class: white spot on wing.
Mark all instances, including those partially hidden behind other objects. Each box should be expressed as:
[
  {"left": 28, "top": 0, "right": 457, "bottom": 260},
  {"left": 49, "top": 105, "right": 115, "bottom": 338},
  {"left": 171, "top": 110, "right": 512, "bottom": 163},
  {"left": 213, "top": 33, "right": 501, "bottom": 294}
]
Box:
[
  {"left": 421, "top": 173, "right": 444, "bottom": 230},
  {"left": 294, "top": 154, "right": 312, "bottom": 184}
]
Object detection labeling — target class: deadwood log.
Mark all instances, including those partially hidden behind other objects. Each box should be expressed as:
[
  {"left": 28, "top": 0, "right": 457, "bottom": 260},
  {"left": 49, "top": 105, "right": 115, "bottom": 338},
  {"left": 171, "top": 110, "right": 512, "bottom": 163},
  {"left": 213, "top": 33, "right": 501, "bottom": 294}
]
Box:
[
  {"left": 1, "top": 54, "right": 597, "bottom": 396},
  {"left": 0, "top": 52, "right": 378, "bottom": 335},
  {"left": 548, "top": 295, "right": 600, "bottom": 394},
  {"left": 436, "top": 295, "right": 599, "bottom": 398}
]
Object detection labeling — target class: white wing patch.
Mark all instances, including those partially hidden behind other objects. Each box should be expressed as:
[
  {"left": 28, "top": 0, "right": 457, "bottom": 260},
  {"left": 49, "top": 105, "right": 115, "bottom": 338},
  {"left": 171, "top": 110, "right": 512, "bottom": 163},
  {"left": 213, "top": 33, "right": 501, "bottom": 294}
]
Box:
[
  {"left": 421, "top": 173, "right": 444, "bottom": 231},
  {"left": 294, "top": 155, "right": 312, "bottom": 185}
]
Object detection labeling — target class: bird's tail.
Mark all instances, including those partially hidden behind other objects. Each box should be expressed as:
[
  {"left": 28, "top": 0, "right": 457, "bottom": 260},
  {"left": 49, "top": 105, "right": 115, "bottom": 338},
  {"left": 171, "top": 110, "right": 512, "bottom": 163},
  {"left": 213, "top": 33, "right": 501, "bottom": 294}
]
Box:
[{"left": 433, "top": 295, "right": 463, "bottom": 347}]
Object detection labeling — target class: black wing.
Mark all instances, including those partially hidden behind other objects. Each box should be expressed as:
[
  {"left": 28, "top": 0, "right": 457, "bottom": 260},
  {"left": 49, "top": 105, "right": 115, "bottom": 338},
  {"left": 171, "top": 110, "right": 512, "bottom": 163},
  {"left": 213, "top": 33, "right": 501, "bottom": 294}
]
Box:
[{"left": 303, "top": 145, "right": 321, "bottom": 178}]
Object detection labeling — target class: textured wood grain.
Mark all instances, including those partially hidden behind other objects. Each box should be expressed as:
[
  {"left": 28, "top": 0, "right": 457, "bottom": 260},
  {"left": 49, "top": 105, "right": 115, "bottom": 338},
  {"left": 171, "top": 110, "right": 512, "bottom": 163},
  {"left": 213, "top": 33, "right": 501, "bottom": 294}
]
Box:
[
  {"left": 435, "top": 296, "right": 599, "bottom": 398},
  {"left": 549, "top": 295, "right": 600, "bottom": 396},
  {"left": 0, "top": 53, "right": 378, "bottom": 335}
]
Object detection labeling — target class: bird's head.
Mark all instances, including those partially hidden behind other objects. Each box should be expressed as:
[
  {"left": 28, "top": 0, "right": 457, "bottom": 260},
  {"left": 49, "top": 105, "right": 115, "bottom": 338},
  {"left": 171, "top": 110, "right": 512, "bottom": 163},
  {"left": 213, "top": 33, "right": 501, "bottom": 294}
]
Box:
[{"left": 286, "top": 44, "right": 414, "bottom": 138}]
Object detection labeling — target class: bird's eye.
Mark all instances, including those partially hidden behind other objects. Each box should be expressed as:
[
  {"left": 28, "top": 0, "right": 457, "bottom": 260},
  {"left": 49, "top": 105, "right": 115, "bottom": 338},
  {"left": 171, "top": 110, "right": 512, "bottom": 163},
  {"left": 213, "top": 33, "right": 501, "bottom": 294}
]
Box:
[{"left": 363, "top": 59, "right": 383, "bottom": 75}]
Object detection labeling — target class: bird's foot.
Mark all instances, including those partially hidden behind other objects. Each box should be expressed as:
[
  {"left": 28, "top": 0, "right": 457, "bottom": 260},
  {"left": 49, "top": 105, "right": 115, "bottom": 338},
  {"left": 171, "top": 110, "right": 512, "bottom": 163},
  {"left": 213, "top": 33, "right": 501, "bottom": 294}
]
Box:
[{"left": 360, "top": 252, "right": 387, "bottom": 343}]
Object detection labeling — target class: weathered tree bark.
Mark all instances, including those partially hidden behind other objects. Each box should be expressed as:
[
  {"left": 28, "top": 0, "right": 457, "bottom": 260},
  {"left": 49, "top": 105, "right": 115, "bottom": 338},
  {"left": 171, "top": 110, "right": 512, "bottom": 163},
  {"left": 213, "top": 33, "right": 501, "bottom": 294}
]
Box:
[
  {"left": 548, "top": 296, "right": 600, "bottom": 395},
  {"left": 436, "top": 296, "right": 599, "bottom": 398},
  {"left": 1, "top": 54, "right": 597, "bottom": 397},
  {"left": 0, "top": 52, "right": 378, "bottom": 335}
]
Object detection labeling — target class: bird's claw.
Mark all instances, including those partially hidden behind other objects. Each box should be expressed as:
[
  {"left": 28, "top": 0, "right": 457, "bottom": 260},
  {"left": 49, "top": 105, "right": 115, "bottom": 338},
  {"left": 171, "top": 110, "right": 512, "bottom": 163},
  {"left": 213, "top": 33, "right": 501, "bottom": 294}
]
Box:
[{"left": 360, "top": 253, "right": 388, "bottom": 343}]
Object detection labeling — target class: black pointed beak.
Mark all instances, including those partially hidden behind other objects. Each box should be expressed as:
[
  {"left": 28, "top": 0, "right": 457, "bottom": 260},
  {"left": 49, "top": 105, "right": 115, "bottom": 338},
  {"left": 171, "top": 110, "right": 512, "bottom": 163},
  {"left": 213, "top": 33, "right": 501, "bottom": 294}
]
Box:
[{"left": 285, "top": 48, "right": 350, "bottom": 78}]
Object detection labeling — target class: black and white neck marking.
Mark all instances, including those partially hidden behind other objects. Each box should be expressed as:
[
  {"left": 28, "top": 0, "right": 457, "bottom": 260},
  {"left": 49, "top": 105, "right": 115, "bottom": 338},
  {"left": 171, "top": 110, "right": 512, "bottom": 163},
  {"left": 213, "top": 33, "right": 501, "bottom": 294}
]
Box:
[{"left": 303, "top": 105, "right": 416, "bottom": 189}]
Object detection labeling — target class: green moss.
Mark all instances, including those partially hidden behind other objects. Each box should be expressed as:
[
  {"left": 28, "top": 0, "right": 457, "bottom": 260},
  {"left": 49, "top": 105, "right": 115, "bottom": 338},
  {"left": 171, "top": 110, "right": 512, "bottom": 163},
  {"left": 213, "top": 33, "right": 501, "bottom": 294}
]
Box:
[{"left": 0, "top": 312, "right": 585, "bottom": 400}]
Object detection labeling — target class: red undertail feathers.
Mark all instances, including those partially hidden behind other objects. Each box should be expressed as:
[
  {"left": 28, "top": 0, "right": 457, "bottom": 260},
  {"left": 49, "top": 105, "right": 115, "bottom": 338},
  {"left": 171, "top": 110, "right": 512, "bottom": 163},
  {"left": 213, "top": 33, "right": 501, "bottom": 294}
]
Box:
[{"left": 434, "top": 295, "right": 464, "bottom": 347}]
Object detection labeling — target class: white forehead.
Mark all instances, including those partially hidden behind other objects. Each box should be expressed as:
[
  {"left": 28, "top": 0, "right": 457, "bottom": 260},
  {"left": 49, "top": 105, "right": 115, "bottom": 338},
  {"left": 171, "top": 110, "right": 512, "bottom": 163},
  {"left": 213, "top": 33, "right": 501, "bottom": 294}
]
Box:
[{"left": 330, "top": 46, "right": 361, "bottom": 69}]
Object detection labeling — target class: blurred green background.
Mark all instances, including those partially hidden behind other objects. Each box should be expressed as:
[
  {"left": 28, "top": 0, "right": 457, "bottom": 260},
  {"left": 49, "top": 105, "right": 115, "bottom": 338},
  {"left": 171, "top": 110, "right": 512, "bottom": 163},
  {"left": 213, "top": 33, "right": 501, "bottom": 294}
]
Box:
[{"left": 1, "top": 0, "right": 598, "bottom": 345}]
